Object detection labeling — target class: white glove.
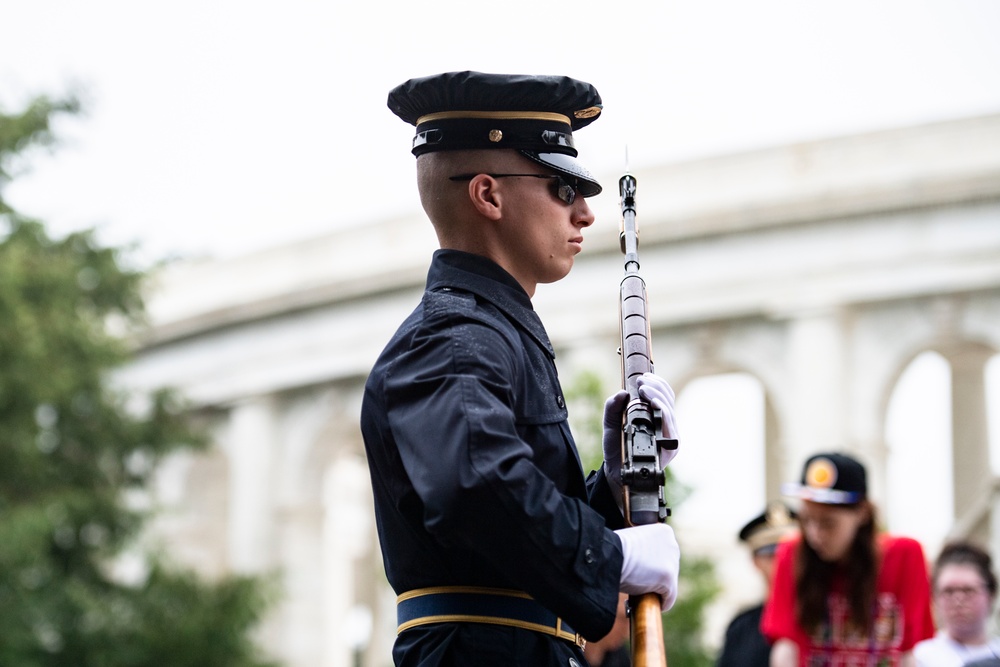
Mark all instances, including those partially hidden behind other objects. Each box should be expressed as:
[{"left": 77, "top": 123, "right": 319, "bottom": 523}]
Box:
[
  {"left": 602, "top": 373, "right": 681, "bottom": 501},
  {"left": 615, "top": 523, "right": 681, "bottom": 611},
  {"left": 635, "top": 373, "right": 680, "bottom": 464}
]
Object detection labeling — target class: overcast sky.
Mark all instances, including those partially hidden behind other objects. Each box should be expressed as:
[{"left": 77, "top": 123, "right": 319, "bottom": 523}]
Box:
[{"left": 3, "top": 0, "right": 1000, "bottom": 265}]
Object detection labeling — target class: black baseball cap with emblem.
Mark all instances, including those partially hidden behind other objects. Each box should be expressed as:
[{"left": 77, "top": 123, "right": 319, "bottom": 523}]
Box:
[
  {"left": 781, "top": 452, "right": 868, "bottom": 505},
  {"left": 387, "top": 71, "right": 604, "bottom": 197}
]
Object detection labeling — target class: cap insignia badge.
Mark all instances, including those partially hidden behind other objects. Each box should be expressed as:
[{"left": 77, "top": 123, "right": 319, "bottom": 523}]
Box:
[{"left": 805, "top": 458, "right": 838, "bottom": 489}]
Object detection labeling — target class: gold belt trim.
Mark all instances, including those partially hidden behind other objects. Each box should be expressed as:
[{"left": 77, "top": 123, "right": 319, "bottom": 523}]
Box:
[{"left": 396, "top": 586, "right": 585, "bottom": 648}]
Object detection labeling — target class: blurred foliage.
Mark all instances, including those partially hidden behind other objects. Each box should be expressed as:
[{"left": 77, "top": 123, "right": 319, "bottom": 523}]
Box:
[
  {"left": 566, "top": 370, "right": 720, "bottom": 667},
  {"left": 565, "top": 369, "right": 606, "bottom": 472},
  {"left": 663, "top": 556, "right": 721, "bottom": 667},
  {"left": 0, "top": 93, "right": 81, "bottom": 215},
  {"left": 0, "top": 94, "right": 278, "bottom": 666}
]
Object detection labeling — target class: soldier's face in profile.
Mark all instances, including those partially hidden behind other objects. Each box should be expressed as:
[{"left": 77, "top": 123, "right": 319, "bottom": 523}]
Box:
[{"left": 497, "top": 169, "right": 595, "bottom": 287}]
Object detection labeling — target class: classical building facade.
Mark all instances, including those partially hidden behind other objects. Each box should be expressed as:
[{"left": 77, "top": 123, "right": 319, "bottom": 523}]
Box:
[{"left": 118, "top": 113, "right": 1000, "bottom": 666}]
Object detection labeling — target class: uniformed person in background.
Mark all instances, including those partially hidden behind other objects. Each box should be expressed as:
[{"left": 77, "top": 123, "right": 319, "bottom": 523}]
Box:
[
  {"left": 716, "top": 502, "right": 798, "bottom": 667},
  {"left": 360, "top": 71, "right": 682, "bottom": 666}
]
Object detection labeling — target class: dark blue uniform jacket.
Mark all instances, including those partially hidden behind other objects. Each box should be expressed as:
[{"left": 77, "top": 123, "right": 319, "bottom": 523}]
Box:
[
  {"left": 716, "top": 604, "right": 771, "bottom": 667},
  {"left": 361, "top": 250, "right": 625, "bottom": 666}
]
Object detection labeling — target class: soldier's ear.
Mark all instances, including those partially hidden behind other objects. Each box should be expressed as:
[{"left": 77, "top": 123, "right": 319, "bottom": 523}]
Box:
[{"left": 467, "top": 174, "right": 503, "bottom": 221}]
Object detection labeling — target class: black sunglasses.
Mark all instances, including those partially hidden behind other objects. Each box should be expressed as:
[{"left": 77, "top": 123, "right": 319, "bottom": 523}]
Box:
[{"left": 448, "top": 173, "right": 579, "bottom": 205}]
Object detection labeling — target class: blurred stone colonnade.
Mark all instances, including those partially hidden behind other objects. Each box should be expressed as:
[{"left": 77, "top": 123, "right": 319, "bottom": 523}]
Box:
[{"left": 117, "top": 113, "right": 1000, "bottom": 667}]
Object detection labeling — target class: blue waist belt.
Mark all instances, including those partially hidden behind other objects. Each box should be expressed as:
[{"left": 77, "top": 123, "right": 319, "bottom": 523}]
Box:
[{"left": 396, "top": 586, "right": 585, "bottom": 648}]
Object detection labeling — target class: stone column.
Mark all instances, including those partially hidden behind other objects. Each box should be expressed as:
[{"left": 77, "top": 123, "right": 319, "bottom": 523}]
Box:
[
  {"left": 223, "top": 397, "right": 276, "bottom": 573},
  {"left": 259, "top": 389, "right": 343, "bottom": 667},
  {"left": 950, "top": 346, "right": 993, "bottom": 523},
  {"left": 276, "top": 505, "right": 325, "bottom": 666},
  {"left": 324, "top": 455, "right": 374, "bottom": 667},
  {"left": 764, "top": 396, "right": 783, "bottom": 500},
  {"left": 781, "top": 308, "right": 850, "bottom": 477}
]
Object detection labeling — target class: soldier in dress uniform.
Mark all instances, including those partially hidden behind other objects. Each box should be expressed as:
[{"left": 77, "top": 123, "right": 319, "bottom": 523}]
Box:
[
  {"left": 360, "top": 71, "right": 682, "bottom": 666},
  {"left": 716, "top": 502, "right": 798, "bottom": 667}
]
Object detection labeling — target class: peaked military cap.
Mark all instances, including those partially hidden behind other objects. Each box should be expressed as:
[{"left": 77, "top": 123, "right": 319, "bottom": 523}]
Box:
[
  {"left": 387, "top": 71, "right": 603, "bottom": 197},
  {"left": 738, "top": 502, "right": 798, "bottom": 556}
]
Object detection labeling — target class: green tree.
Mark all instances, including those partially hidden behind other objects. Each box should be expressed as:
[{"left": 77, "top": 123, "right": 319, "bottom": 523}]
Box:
[
  {"left": 0, "top": 94, "right": 278, "bottom": 666},
  {"left": 566, "top": 370, "right": 720, "bottom": 667}
]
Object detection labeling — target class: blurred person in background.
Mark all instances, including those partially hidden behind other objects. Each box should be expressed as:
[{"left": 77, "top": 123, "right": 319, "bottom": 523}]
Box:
[
  {"left": 915, "top": 541, "right": 1000, "bottom": 666},
  {"left": 762, "top": 452, "right": 934, "bottom": 666},
  {"left": 716, "top": 502, "right": 798, "bottom": 667}
]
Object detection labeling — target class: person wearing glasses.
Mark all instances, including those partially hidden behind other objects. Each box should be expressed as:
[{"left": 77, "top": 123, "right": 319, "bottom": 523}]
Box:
[
  {"left": 761, "top": 452, "right": 935, "bottom": 667},
  {"left": 716, "top": 502, "right": 798, "bottom": 667},
  {"left": 914, "top": 541, "right": 1000, "bottom": 667},
  {"left": 360, "top": 71, "right": 682, "bottom": 667}
]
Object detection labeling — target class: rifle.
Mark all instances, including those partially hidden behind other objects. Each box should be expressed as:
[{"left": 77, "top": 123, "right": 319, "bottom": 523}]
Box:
[{"left": 617, "top": 172, "right": 677, "bottom": 667}]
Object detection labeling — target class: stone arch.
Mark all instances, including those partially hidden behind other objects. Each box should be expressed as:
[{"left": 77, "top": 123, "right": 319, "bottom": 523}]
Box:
[
  {"left": 878, "top": 335, "right": 1000, "bottom": 551},
  {"left": 877, "top": 347, "right": 943, "bottom": 446},
  {"left": 668, "top": 318, "right": 789, "bottom": 504},
  {"left": 314, "top": 382, "right": 385, "bottom": 667},
  {"left": 151, "top": 422, "right": 232, "bottom": 578},
  {"left": 669, "top": 363, "right": 776, "bottom": 648},
  {"left": 259, "top": 381, "right": 378, "bottom": 666},
  {"left": 883, "top": 350, "right": 953, "bottom": 552},
  {"left": 671, "top": 360, "right": 781, "bottom": 509}
]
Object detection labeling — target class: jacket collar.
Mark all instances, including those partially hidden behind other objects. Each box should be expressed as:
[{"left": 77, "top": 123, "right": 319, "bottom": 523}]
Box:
[{"left": 426, "top": 249, "right": 555, "bottom": 359}]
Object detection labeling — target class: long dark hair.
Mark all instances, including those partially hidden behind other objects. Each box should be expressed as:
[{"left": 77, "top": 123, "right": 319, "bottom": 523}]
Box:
[{"left": 794, "top": 500, "right": 878, "bottom": 635}]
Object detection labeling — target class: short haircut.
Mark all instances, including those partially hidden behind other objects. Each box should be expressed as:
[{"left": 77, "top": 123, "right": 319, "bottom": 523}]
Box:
[{"left": 933, "top": 541, "right": 998, "bottom": 596}]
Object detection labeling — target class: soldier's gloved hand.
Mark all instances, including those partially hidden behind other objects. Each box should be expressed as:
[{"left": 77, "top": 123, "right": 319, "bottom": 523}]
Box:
[
  {"left": 601, "top": 389, "right": 630, "bottom": 505},
  {"left": 615, "top": 523, "right": 681, "bottom": 611},
  {"left": 636, "top": 372, "right": 680, "bottom": 466},
  {"left": 602, "top": 373, "right": 681, "bottom": 501}
]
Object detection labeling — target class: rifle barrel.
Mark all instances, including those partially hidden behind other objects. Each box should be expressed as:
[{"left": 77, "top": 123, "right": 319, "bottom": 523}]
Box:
[{"left": 617, "top": 172, "right": 669, "bottom": 667}]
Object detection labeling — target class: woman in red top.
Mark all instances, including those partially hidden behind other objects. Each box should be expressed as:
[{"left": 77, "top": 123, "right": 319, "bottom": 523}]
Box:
[{"left": 761, "top": 452, "right": 935, "bottom": 667}]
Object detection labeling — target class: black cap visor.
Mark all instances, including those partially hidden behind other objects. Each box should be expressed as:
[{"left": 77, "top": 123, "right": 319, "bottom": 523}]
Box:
[{"left": 520, "top": 150, "right": 602, "bottom": 197}]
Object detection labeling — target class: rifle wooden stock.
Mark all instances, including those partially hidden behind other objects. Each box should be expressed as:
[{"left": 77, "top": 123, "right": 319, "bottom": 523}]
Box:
[
  {"left": 631, "top": 594, "right": 667, "bottom": 667},
  {"left": 617, "top": 173, "right": 673, "bottom": 667}
]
